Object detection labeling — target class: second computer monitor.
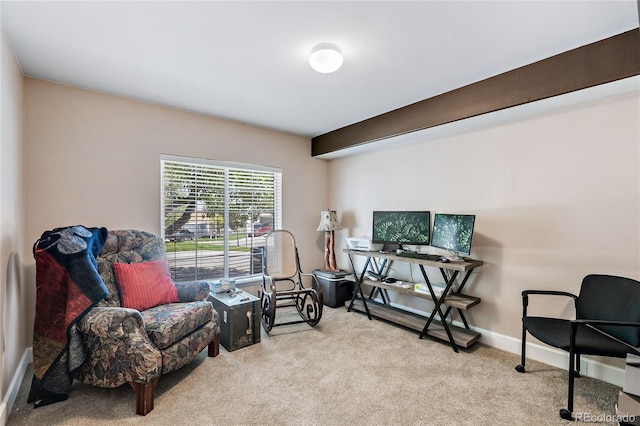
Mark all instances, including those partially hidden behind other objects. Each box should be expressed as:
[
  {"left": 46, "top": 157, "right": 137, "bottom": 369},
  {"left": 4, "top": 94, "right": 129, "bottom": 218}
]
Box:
[{"left": 431, "top": 213, "right": 476, "bottom": 257}]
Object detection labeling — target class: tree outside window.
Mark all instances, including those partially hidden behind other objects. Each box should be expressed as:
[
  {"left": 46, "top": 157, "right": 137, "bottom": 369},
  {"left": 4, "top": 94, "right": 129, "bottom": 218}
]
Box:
[{"left": 161, "top": 155, "right": 281, "bottom": 282}]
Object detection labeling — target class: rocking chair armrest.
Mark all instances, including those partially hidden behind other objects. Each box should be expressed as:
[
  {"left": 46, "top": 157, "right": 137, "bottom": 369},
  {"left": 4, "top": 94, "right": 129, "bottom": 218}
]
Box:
[
  {"left": 261, "top": 275, "right": 276, "bottom": 294},
  {"left": 300, "top": 272, "right": 320, "bottom": 290}
]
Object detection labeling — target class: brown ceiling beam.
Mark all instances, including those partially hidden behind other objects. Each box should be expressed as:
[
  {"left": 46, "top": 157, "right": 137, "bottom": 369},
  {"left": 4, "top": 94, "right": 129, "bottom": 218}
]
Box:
[{"left": 311, "top": 28, "right": 640, "bottom": 157}]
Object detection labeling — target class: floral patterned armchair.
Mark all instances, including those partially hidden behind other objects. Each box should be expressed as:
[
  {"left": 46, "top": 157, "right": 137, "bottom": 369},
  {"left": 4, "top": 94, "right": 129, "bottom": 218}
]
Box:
[{"left": 75, "top": 230, "right": 219, "bottom": 415}]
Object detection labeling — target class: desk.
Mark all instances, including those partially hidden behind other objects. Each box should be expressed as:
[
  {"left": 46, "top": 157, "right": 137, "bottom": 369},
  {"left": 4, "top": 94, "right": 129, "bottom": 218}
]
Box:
[{"left": 345, "top": 249, "right": 483, "bottom": 352}]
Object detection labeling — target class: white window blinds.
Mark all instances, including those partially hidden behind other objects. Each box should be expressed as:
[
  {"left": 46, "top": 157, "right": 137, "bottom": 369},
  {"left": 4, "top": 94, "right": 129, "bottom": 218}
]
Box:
[{"left": 161, "top": 155, "right": 282, "bottom": 282}]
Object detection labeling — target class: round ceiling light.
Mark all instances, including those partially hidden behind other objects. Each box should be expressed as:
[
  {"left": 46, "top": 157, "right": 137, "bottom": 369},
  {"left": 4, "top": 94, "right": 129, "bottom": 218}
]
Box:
[{"left": 309, "top": 43, "right": 343, "bottom": 74}]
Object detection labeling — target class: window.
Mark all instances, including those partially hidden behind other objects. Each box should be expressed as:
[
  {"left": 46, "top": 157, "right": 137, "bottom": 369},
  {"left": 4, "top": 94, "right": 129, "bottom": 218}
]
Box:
[{"left": 161, "top": 155, "right": 282, "bottom": 282}]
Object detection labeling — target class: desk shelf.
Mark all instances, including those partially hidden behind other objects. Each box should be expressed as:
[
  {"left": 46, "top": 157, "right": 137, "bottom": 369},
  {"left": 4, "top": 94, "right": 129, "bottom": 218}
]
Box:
[
  {"left": 345, "top": 249, "right": 483, "bottom": 352},
  {"left": 344, "top": 249, "right": 483, "bottom": 271},
  {"left": 361, "top": 279, "right": 480, "bottom": 310},
  {"left": 351, "top": 300, "right": 481, "bottom": 349}
]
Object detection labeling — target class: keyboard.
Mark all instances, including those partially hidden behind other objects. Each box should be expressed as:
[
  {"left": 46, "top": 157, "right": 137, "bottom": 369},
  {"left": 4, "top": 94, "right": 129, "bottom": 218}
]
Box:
[{"left": 395, "top": 251, "right": 443, "bottom": 261}]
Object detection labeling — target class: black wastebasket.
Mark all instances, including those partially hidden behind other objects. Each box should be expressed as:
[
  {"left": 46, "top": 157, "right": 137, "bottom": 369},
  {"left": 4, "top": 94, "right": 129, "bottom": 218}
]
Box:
[{"left": 313, "top": 269, "right": 353, "bottom": 308}]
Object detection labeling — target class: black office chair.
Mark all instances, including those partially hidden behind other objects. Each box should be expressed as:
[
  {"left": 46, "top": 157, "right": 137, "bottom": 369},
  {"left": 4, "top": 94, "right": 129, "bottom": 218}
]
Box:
[
  {"left": 260, "top": 230, "right": 323, "bottom": 332},
  {"left": 516, "top": 274, "right": 640, "bottom": 420}
]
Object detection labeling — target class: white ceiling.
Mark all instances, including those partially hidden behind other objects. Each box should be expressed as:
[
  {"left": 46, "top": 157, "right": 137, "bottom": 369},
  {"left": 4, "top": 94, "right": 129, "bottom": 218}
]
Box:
[{"left": 1, "top": 1, "right": 638, "bottom": 139}]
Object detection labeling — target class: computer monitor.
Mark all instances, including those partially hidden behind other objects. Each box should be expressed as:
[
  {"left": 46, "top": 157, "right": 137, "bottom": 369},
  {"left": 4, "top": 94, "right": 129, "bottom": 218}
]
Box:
[
  {"left": 372, "top": 211, "right": 431, "bottom": 247},
  {"left": 431, "top": 213, "right": 476, "bottom": 258}
]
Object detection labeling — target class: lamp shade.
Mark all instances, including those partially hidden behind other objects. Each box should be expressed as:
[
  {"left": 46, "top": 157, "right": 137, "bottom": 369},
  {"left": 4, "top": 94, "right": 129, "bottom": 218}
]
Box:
[
  {"left": 309, "top": 43, "right": 343, "bottom": 74},
  {"left": 316, "top": 210, "right": 342, "bottom": 232}
]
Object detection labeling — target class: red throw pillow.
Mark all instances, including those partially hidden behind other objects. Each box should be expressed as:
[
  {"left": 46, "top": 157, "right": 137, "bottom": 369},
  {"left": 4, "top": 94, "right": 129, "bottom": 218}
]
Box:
[{"left": 113, "top": 260, "right": 179, "bottom": 311}]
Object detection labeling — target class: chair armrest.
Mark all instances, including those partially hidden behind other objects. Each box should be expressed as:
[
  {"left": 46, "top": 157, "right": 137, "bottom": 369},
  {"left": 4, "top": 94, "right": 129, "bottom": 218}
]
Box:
[
  {"left": 572, "top": 319, "right": 640, "bottom": 328},
  {"left": 522, "top": 290, "right": 578, "bottom": 299},
  {"left": 262, "top": 275, "right": 276, "bottom": 294},
  {"left": 174, "top": 281, "right": 211, "bottom": 302},
  {"left": 520, "top": 290, "right": 579, "bottom": 318},
  {"left": 77, "top": 306, "right": 144, "bottom": 339},
  {"left": 569, "top": 319, "right": 640, "bottom": 351},
  {"left": 301, "top": 272, "right": 320, "bottom": 291},
  {"left": 77, "top": 306, "right": 162, "bottom": 387},
  {"left": 521, "top": 290, "right": 578, "bottom": 308}
]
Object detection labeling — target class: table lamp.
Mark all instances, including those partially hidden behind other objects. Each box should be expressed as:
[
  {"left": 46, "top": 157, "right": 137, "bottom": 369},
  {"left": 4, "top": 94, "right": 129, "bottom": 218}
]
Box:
[{"left": 317, "top": 210, "right": 342, "bottom": 272}]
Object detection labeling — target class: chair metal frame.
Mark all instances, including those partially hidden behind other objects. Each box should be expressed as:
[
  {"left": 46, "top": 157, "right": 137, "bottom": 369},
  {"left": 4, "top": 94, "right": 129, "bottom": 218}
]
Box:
[
  {"left": 515, "top": 274, "right": 640, "bottom": 421},
  {"left": 260, "top": 230, "right": 323, "bottom": 332}
]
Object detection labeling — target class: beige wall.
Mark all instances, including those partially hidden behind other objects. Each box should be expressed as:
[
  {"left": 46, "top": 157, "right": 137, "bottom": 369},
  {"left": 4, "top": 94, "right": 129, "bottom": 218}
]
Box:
[
  {"left": 1, "top": 25, "right": 26, "bottom": 421},
  {"left": 23, "top": 77, "right": 329, "bottom": 338},
  {"left": 328, "top": 86, "right": 639, "bottom": 367},
  {"left": 2, "top": 35, "right": 638, "bottom": 415},
  {"left": 24, "top": 78, "right": 329, "bottom": 239}
]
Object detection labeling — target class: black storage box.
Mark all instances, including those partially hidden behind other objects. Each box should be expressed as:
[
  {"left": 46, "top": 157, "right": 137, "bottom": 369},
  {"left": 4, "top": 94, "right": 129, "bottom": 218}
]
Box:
[
  {"left": 313, "top": 269, "right": 353, "bottom": 308},
  {"left": 209, "top": 290, "right": 261, "bottom": 351}
]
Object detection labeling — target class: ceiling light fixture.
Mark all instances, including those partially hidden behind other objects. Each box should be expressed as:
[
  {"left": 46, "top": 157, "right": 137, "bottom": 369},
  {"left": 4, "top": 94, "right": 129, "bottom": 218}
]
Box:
[{"left": 309, "top": 43, "right": 343, "bottom": 74}]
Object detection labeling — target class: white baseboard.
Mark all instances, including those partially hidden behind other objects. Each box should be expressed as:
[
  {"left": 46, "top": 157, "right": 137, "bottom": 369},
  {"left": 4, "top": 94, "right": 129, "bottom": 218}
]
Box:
[
  {"left": 1, "top": 347, "right": 33, "bottom": 426},
  {"left": 477, "top": 325, "right": 624, "bottom": 386},
  {"left": 385, "top": 300, "right": 625, "bottom": 387}
]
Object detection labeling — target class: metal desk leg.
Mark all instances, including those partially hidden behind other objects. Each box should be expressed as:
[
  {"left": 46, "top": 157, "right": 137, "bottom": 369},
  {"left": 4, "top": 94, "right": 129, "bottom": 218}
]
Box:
[
  {"left": 369, "top": 287, "right": 389, "bottom": 304},
  {"left": 347, "top": 255, "right": 372, "bottom": 320},
  {"left": 418, "top": 266, "right": 460, "bottom": 352},
  {"left": 369, "top": 258, "right": 390, "bottom": 303},
  {"left": 346, "top": 253, "right": 360, "bottom": 310},
  {"left": 441, "top": 305, "right": 469, "bottom": 329},
  {"left": 440, "top": 269, "right": 475, "bottom": 329}
]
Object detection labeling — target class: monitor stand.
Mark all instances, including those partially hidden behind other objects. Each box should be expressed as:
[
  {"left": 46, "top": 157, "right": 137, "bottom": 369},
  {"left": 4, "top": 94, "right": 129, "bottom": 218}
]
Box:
[
  {"left": 397, "top": 244, "right": 423, "bottom": 255},
  {"left": 448, "top": 250, "right": 465, "bottom": 261}
]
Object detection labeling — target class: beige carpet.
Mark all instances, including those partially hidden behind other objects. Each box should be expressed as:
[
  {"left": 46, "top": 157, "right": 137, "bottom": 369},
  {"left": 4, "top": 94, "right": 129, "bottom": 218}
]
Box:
[{"left": 8, "top": 306, "right": 621, "bottom": 425}]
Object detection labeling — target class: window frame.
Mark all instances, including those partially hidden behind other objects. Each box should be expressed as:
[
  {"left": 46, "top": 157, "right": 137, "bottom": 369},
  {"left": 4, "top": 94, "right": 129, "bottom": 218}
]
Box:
[{"left": 161, "top": 154, "right": 282, "bottom": 283}]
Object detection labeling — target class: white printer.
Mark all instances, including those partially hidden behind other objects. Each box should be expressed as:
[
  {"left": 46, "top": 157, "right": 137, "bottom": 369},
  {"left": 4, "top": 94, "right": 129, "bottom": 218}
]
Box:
[{"left": 346, "top": 237, "right": 383, "bottom": 251}]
